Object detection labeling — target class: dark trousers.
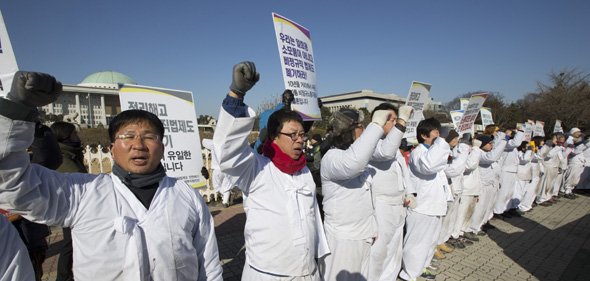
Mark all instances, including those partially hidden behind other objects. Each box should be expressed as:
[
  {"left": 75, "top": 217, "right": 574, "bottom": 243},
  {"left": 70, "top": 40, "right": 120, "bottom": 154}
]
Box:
[
  {"left": 29, "top": 250, "right": 46, "bottom": 281},
  {"left": 57, "top": 227, "right": 74, "bottom": 281}
]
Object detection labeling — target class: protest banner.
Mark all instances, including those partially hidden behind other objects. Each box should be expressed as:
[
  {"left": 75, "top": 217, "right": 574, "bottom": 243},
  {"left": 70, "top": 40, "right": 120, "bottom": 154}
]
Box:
[
  {"left": 273, "top": 13, "right": 320, "bottom": 120},
  {"left": 524, "top": 121, "right": 534, "bottom": 142},
  {"left": 455, "top": 93, "right": 488, "bottom": 136},
  {"left": 402, "top": 81, "right": 431, "bottom": 143},
  {"left": 119, "top": 84, "right": 206, "bottom": 188},
  {"left": 460, "top": 98, "right": 469, "bottom": 111},
  {"left": 553, "top": 120, "right": 563, "bottom": 133},
  {"left": 0, "top": 10, "right": 19, "bottom": 98},
  {"left": 533, "top": 121, "right": 545, "bottom": 137},
  {"left": 480, "top": 107, "right": 494, "bottom": 128},
  {"left": 450, "top": 110, "right": 464, "bottom": 130}
]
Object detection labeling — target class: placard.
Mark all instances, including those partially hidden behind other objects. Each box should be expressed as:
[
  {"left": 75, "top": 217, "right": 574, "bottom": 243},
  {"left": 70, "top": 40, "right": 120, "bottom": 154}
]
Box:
[
  {"left": 480, "top": 107, "right": 494, "bottom": 128},
  {"left": 460, "top": 98, "right": 469, "bottom": 111},
  {"left": 403, "top": 81, "right": 431, "bottom": 143},
  {"left": 450, "top": 110, "right": 464, "bottom": 130},
  {"left": 119, "top": 84, "right": 206, "bottom": 188},
  {"left": 533, "top": 121, "right": 545, "bottom": 137},
  {"left": 456, "top": 93, "right": 488, "bottom": 135},
  {"left": 273, "top": 13, "right": 320, "bottom": 120},
  {"left": 0, "top": 10, "right": 19, "bottom": 98},
  {"left": 553, "top": 120, "right": 563, "bottom": 133},
  {"left": 524, "top": 121, "right": 534, "bottom": 142}
]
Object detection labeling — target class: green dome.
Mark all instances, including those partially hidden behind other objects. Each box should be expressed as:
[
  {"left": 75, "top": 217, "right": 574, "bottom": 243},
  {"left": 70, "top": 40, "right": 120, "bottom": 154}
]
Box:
[{"left": 78, "top": 71, "right": 136, "bottom": 89}]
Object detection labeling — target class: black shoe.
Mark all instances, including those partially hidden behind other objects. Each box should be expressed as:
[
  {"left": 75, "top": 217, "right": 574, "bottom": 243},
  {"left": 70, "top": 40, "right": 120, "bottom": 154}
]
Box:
[
  {"left": 458, "top": 236, "right": 474, "bottom": 245},
  {"left": 448, "top": 238, "right": 466, "bottom": 249},
  {"left": 507, "top": 209, "right": 522, "bottom": 217},
  {"left": 564, "top": 193, "right": 576, "bottom": 199},
  {"left": 493, "top": 214, "right": 504, "bottom": 220},
  {"left": 532, "top": 202, "right": 538, "bottom": 207},
  {"left": 501, "top": 212, "right": 513, "bottom": 219},
  {"left": 421, "top": 270, "right": 436, "bottom": 280},
  {"left": 539, "top": 201, "right": 552, "bottom": 206},
  {"left": 482, "top": 222, "right": 496, "bottom": 230},
  {"left": 464, "top": 232, "right": 480, "bottom": 242}
]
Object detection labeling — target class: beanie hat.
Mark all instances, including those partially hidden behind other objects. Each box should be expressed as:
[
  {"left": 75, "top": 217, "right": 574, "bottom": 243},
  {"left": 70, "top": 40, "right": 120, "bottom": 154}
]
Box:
[
  {"left": 311, "top": 134, "right": 322, "bottom": 142},
  {"left": 476, "top": 135, "right": 493, "bottom": 147},
  {"left": 329, "top": 108, "right": 364, "bottom": 135},
  {"left": 445, "top": 130, "right": 459, "bottom": 143},
  {"left": 570, "top": 127, "right": 581, "bottom": 134}
]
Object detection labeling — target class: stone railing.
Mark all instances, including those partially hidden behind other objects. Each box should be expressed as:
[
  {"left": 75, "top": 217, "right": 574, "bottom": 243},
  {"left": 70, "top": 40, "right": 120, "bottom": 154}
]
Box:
[{"left": 83, "top": 145, "right": 219, "bottom": 202}]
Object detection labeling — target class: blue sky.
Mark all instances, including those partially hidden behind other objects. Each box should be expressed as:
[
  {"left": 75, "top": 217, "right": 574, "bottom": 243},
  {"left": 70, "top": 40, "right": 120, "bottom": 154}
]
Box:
[{"left": 1, "top": 0, "right": 588, "bottom": 117}]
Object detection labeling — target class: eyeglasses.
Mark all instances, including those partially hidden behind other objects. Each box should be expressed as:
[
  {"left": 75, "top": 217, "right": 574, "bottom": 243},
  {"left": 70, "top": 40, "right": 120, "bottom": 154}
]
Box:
[
  {"left": 279, "top": 131, "right": 307, "bottom": 141},
  {"left": 116, "top": 133, "right": 161, "bottom": 143}
]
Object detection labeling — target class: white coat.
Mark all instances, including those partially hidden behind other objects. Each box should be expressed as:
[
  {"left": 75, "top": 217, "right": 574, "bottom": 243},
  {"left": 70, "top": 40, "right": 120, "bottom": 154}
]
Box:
[
  {"left": 444, "top": 143, "right": 470, "bottom": 194},
  {"left": 0, "top": 216, "right": 35, "bottom": 281},
  {"left": 212, "top": 106, "right": 329, "bottom": 277},
  {"left": 407, "top": 137, "right": 452, "bottom": 216},
  {"left": 462, "top": 147, "right": 483, "bottom": 196},
  {"left": 0, "top": 115, "right": 222, "bottom": 281}
]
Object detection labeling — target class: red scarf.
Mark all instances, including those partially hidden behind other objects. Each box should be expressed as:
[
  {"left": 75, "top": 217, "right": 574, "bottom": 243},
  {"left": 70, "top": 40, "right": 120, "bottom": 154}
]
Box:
[{"left": 262, "top": 139, "right": 307, "bottom": 175}]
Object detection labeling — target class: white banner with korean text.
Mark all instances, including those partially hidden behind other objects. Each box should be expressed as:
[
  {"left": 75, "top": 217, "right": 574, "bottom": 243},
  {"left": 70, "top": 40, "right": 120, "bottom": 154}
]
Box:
[
  {"left": 533, "top": 121, "right": 545, "bottom": 137},
  {"left": 119, "top": 84, "right": 206, "bottom": 189},
  {"left": 456, "top": 93, "right": 488, "bottom": 136},
  {"left": 273, "top": 13, "right": 320, "bottom": 120},
  {"left": 524, "top": 121, "right": 534, "bottom": 141},
  {"left": 460, "top": 98, "right": 469, "bottom": 111},
  {"left": 480, "top": 107, "right": 494, "bottom": 128},
  {"left": 0, "top": 10, "right": 19, "bottom": 98},
  {"left": 450, "top": 110, "right": 463, "bottom": 130},
  {"left": 403, "top": 81, "right": 432, "bottom": 143},
  {"left": 553, "top": 120, "right": 563, "bottom": 133}
]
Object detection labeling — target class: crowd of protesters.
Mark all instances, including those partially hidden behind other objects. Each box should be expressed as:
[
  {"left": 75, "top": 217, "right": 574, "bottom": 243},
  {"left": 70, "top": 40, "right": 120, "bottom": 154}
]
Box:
[{"left": 1, "top": 62, "right": 589, "bottom": 281}]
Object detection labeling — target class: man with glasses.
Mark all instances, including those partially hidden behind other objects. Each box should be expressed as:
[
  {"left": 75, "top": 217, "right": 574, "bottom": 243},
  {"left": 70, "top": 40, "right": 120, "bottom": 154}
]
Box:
[
  {"left": 0, "top": 72, "right": 222, "bottom": 280},
  {"left": 212, "top": 61, "right": 329, "bottom": 280}
]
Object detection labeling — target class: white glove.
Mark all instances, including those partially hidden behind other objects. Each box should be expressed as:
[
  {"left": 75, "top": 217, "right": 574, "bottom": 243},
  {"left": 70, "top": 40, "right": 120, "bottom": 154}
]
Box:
[
  {"left": 472, "top": 139, "right": 482, "bottom": 148},
  {"left": 398, "top": 105, "right": 413, "bottom": 122},
  {"left": 372, "top": 110, "right": 392, "bottom": 127},
  {"left": 404, "top": 194, "right": 417, "bottom": 209}
]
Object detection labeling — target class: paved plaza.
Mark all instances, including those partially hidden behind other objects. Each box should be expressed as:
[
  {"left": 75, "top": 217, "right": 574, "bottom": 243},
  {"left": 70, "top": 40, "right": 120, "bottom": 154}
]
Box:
[{"left": 40, "top": 192, "right": 590, "bottom": 280}]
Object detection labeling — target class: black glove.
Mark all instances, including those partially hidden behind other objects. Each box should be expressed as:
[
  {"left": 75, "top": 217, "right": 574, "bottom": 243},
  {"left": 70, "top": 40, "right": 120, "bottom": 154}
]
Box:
[
  {"left": 229, "top": 61, "right": 259, "bottom": 97},
  {"left": 7, "top": 71, "right": 62, "bottom": 108},
  {"left": 282, "top": 89, "right": 294, "bottom": 107},
  {"left": 460, "top": 133, "right": 472, "bottom": 144},
  {"left": 545, "top": 140, "right": 555, "bottom": 147},
  {"left": 201, "top": 167, "right": 210, "bottom": 180}
]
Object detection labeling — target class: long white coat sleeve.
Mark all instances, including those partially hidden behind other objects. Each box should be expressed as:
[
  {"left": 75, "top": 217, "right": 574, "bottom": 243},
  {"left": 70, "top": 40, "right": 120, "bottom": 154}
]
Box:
[
  {"left": 370, "top": 127, "right": 404, "bottom": 162},
  {"left": 444, "top": 143, "right": 470, "bottom": 178},
  {"left": 0, "top": 216, "right": 35, "bottom": 281},
  {"left": 409, "top": 137, "right": 451, "bottom": 177},
  {"left": 321, "top": 123, "right": 384, "bottom": 181}
]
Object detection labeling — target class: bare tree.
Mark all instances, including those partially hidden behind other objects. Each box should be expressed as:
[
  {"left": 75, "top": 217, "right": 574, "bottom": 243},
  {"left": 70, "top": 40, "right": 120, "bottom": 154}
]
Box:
[{"left": 520, "top": 68, "right": 590, "bottom": 133}]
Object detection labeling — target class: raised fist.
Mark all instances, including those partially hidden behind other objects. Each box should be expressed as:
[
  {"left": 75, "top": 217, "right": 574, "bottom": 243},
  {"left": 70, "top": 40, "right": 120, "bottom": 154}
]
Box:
[
  {"left": 281, "top": 89, "right": 294, "bottom": 107},
  {"left": 7, "top": 71, "right": 62, "bottom": 108},
  {"left": 229, "top": 61, "right": 260, "bottom": 98}
]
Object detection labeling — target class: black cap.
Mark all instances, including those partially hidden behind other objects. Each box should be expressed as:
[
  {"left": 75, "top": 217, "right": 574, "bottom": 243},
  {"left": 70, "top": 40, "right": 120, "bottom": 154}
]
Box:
[{"left": 311, "top": 134, "right": 322, "bottom": 142}]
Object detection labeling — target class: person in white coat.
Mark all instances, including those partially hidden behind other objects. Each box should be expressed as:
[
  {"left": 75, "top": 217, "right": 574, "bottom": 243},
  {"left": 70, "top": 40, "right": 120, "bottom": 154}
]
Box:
[
  {"left": 0, "top": 215, "right": 35, "bottom": 281},
  {"left": 399, "top": 118, "right": 452, "bottom": 281},
  {"left": 536, "top": 135, "right": 564, "bottom": 206},
  {"left": 510, "top": 141, "right": 534, "bottom": 215},
  {"left": 468, "top": 133, "right": 507, "bottom": 236},
  {"left": 449, "top": 138, "right": 482, "bottom": 247},
  {"left": 366, "top": 103, "right": 413, "bottom": 281},
  {"left": 563, "top": 134, "right": 586, "bottom": 199},
  {"left": 436, "top": 132, "right": 468, "bottom": 256},
  {"left": 212, "top": 62, "right": 329, "bottom": 280},
  {"left": 517, "top": 137, "right": 544, "bottom": 213},
  {"left": 320, "top": 106, "right": 399, "bottom": 281},
  {"left": 575, "top": 138, "right": 590, "bottom": 192},
  {"left": 493, "top": 127, "right": 525, "bottom": 218},
  {"left": 0, "top": 72, "right": 222, "bottom": 281}
]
